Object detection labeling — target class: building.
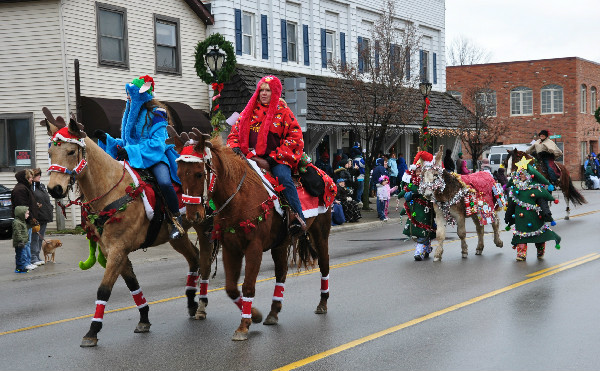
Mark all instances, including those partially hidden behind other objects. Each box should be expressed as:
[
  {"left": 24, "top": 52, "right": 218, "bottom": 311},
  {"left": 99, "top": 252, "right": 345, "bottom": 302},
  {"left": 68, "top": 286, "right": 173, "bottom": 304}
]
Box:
[
  {"left": 205, "top": 0, "right": 464, "bottom": 160},
  {"left": 447, "top": 57, "right": 600, "bottom": 180},
  {"left": 0, "top": 0, "right": 214, "bottom": 228}
]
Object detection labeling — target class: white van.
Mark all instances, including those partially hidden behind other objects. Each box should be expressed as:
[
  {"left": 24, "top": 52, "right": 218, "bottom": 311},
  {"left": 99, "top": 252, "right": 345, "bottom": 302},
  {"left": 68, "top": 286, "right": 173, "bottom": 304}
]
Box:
[{"left": 487, "top": 144, "right": 531, "bottom": 173}]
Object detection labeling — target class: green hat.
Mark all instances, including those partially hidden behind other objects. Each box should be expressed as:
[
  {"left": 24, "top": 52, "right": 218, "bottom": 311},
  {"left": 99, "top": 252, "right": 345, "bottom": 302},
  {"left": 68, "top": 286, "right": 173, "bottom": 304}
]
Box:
[{"left": 458, "top": 152, "right": 463, "bottom": 157}]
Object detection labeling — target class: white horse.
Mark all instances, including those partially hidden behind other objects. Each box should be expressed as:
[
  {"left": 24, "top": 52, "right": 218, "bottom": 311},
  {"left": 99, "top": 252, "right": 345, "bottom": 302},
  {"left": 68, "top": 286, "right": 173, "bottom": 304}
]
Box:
[{"left": 419, "top": 146, "right": 503, "bottom": 261}]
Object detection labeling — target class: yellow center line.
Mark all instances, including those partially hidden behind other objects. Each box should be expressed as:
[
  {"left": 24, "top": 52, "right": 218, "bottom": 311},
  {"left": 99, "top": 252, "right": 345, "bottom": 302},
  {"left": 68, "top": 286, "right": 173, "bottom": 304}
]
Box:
[
  {"left": 527, "top": 253, "right": 599, "bottom": 277},
  {"left": 274, "top": 252, "right": 600, "bottom": 371}
]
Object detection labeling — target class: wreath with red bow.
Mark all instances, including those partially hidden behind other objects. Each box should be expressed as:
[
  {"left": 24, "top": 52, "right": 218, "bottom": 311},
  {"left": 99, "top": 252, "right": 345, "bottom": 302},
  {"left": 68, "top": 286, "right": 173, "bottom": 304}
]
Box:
[{"left": 194, "top": 33, "right": 236, "bottom": 86}]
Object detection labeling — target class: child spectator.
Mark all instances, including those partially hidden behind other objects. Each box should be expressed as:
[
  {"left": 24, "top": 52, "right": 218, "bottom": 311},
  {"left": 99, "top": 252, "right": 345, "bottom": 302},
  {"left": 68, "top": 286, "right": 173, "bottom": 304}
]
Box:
[
  {"left": 335, "top": 178, "right": 362, "bottom": 222},
  {"left": 13, "top": 206, "right": 30, "bottom": 273},
  {"left": 376, "top": 175, "right": 397, "bottom": 221}
]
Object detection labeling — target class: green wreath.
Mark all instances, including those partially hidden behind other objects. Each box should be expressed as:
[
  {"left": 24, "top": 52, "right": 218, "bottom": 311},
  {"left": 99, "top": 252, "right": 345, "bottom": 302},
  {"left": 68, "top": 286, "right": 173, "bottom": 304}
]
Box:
[
  {"left": 595, "top": 106, "right": 600, "bottom": 125},
  {"left": 194, "top": 33, "right": 237, "bottom": 84}
]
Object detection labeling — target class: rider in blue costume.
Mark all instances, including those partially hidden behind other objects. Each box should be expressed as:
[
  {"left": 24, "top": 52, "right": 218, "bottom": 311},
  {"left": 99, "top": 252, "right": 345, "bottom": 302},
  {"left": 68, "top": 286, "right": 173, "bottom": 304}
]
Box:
[{"left": 94, "top": 75, "right": 183, "bottom": 239}]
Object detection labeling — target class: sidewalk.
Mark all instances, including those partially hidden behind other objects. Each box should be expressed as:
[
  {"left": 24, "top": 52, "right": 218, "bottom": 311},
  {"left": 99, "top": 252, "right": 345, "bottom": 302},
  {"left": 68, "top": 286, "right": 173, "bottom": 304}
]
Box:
[{"left": 331, "top": 196, "right": 402, "bottom": 233}]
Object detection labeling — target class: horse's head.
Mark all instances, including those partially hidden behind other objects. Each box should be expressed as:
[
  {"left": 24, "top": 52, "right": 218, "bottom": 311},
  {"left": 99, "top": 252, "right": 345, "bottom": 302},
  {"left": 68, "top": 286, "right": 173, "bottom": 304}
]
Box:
[
  {"left": 419, "top": 145, "right": 446, "bottom": 201},
  {"left": 504, "top": 148, "right": 531, "bottom": 174},
  {"left": 40, "top": 107, "right": 88, "bottom": 199},
  {"left": 168, "top": 126, "right": 212, "bottom": 223}
]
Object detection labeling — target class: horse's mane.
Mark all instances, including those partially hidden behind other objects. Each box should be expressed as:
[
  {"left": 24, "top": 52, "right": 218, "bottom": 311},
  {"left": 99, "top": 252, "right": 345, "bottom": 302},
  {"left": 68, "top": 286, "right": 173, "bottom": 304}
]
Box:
[
  {"left": 435, "top": 170, "right": 464, "bottom": 203},
  {"left": 208, "top": 137, "right": 264, "bottom": 190}
]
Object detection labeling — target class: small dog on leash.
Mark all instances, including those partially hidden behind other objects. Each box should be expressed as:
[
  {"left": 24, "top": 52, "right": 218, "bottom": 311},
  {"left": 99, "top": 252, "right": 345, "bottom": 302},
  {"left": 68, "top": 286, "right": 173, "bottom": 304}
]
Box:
[{"left": 42, "top": 239, "right": 62, "bottom": 263}]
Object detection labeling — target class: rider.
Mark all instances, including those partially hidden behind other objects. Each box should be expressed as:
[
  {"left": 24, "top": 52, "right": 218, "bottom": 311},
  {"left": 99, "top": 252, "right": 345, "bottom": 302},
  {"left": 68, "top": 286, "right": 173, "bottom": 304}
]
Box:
[
  {"left": 526, "top": 129, "right": 562, "bottom": 183},
  {"left": 227, "top": 75, "right": 306, "bottom": 235},
  {"left": 94, "top": 75, "right": 184, "bottom": 240}
]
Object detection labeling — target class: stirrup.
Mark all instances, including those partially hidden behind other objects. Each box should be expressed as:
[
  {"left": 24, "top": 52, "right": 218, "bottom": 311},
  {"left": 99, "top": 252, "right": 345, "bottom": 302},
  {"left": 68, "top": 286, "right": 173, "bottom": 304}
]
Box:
[{"left": 169, "top": 215, "right": 184, "bottom": 240}]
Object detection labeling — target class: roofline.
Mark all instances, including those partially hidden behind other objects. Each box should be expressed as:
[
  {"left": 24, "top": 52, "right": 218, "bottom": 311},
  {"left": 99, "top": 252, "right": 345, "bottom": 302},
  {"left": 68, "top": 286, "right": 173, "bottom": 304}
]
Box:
[
  {"left": 183, "top": 0, "right": 214, "bottom": 25},
  {"left": 447, "top": 56, "right": 600, "bottom": 69}
]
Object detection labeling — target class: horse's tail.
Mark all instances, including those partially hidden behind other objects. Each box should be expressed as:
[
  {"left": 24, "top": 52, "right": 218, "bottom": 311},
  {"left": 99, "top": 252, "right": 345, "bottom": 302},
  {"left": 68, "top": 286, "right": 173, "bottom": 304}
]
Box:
[
  {"left": 566, "top": 179, "right": 587, "bottom": 205},
  {"left": 296, "top": 234, "right": 318, "bottom": 270}
]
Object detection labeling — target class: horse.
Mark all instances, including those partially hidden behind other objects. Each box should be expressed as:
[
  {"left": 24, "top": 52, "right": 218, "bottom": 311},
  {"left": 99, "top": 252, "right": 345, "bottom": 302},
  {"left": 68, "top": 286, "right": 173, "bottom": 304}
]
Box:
[
  {"left": 167, "top": 127, "right": 332, "bottom": 341},
  {"left": 40, "top": 108, "right": 214, "bottom": 347},
  {"left": 419, "top": 145, "right": 504, "bottom": 261},
  {"left": 504, "top": 149, "right": 586, "bottom": 220}
]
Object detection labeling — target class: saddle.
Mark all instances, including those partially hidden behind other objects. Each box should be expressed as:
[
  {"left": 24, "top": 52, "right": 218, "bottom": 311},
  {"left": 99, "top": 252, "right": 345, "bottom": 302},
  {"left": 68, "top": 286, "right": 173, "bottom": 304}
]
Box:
[{"left": 535, "top": 154, "right": 561, "bottom": 183}]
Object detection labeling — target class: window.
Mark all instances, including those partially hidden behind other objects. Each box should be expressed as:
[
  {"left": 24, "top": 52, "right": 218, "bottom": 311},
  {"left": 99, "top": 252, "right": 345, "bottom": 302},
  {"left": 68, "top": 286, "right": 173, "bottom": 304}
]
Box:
[
  {"left": 0, "top": 114, "right": 33, "bottom": 168},
  {"left": 362, "top": 38, "right": 370, "bottom": 72},
  {"left": 510, "top": 87, "right": 533, "bottom": 115},
  {"left": 476, "top": 90, "right": 497, "bottom": 117},
  {"left": 555, "top": 142, "right": 564, "bottom": 163},
  {"left": 97, "top": 2, "right": 128, "bottom": 68},
  {"left": 242, "top": 12, "right": 254, "bottom": 56},
  {"left": 286, "top": 22, "right": 297, "bottom": 62},
  {"left": 420, "top": 50, "right": 429, "bottom": 82},
  {"left": 447, "top": 91, "right": 462, "bottom": 102},
  {"left": 581, "top": 142, "right": 587, "bottom": 165},
  {"left": 326, "top": 31, "right": 335, "bottom": 62},
  {"left": 591, "top": 87, "right": 597, "bottom": 113},
  {"left": 581, "top": 84, "right": 587, "bottom": 113},
  {"left": 541, "top": 84, "right": 563, "bottom": 114},
  {"left": 155, "top": 15, "right": 180, "bottom": 73}
]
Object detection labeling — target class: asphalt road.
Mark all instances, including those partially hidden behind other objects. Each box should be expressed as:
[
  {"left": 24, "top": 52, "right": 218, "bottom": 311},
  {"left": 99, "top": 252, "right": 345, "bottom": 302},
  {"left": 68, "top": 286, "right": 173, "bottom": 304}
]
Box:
[{"left": 1, "top": 190, "right": 600, "bottom": 371}]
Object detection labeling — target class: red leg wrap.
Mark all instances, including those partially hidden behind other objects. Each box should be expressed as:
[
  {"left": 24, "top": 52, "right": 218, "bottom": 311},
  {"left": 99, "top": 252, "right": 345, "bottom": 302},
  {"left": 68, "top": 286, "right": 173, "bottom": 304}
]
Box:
[
  {"left": 241, "top": 297, "right": 253, "bottom": 318},
  {"left": 273, "top": 283, "right": 285, "bottom": 302},
  {"left": 186, "top": 272, "right": 199, "bottom": 290},
  {"left": 233, "top": 296, "right": 243, "bottom": 310},
  {"left": 92, "top": 300, "right": 106, "bottom": 322},
  {"left": 199, "top": 280, "right": 209, "bottom": 299},
  {"left": 320, "top": 275, "right": 330, "bottom": 293},
  {"left": 131, "top": 289, "right": 148, "bottom": 308}
]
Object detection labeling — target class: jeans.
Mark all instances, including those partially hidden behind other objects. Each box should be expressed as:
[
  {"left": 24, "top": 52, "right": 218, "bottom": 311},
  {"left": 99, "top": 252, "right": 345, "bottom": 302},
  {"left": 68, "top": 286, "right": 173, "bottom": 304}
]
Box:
[
  {"left": 543, "top": 158, "right": 557, "bottom": 182},
  {"left": 30, "top": 223, "right": 47, "bottom": 263},
  {"left": 377, "top": 199, "right": 386, "bottom": 220},
  {"left": 24, "top": 228, "right": 32, "bottom": 266},
  {"left": 271, "top": 163, "right": 305, "bottom": 221},
  {"left": 355, "top": 180, "right": 364, "bottom": 203},
  {"left": 150, "top": 161, "right": 180, "bottom": 215},
  {"left": 15, "top": 245, "right": 27, "bottom": 271}
]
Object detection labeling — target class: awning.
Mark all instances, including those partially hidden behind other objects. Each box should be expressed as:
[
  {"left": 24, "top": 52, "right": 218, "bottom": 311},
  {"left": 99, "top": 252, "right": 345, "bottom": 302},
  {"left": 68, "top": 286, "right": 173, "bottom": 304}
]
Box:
[{"left": 80, "top": 96, "right": 212, "bottom": 138}]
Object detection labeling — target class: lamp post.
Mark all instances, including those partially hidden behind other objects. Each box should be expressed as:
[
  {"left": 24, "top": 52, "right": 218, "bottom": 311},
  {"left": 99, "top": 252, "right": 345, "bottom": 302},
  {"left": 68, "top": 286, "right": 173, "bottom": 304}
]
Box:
[
  {"left": 419, "top": 81, "right": 432, "bottom": 152},
  {"left": 205, "top": 46, "right": 227, "bottom": 136},
  {"left": 205, "top": 46, "right": 225, "bottom": 77}
]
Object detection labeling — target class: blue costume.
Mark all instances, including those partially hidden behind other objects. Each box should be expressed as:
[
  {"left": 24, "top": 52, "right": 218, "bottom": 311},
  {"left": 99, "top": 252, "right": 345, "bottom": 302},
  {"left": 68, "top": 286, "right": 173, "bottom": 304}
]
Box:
[{"left": 98, "top": 76, "right": 183, "bottom": 239}]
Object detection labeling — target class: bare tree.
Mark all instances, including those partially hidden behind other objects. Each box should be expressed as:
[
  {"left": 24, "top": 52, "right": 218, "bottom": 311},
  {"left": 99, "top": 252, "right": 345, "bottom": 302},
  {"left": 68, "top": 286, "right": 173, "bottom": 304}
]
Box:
[
  {"left": 447, "top": 35, "right": 492, "bottom": 66},
  {"left": 455, "top": 78, "right": 507, "bottom": 171},
  {"left": 327, "top": 0, "right": 422, "bottom": 207}
]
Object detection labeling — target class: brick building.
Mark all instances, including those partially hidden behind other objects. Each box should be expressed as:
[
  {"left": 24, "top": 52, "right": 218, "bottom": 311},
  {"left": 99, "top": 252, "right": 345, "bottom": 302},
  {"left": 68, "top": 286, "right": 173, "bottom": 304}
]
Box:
[{"left": 447, "top": 57, "right": 600, "bottom": 180}]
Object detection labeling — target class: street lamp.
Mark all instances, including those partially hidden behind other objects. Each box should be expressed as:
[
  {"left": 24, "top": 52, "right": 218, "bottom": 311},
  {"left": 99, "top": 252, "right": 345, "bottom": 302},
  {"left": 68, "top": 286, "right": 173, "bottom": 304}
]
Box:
[
  {"left": 419, "top": 81, "right": 433, "bottom": 151},
  {"left": 205, "top": 46, "right": 225, "bottom": 76}
]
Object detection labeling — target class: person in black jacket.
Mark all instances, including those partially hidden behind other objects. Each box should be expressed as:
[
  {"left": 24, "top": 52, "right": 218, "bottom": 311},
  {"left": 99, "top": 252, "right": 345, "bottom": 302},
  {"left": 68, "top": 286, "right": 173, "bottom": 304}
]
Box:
[
  {"left": 30, "top": 168, "right": 54, "bottom": 266},
  {"left": 443, "top": 149, "right": 455, "bottom": 172},
  {"left": 11, "top": 169, "right": 39, "bottom": 270}
]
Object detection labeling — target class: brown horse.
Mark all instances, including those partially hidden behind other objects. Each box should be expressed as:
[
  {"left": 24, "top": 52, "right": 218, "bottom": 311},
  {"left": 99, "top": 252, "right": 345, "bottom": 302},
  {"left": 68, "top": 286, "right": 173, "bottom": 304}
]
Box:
[
  {"left": 168, "top": 128, "right": 332, "bottom": 341},
  {"left": 420, "top": 145, "right": 504, "bottom": 261},
  {"left": 40, "top": 108, "right": 214, "bottom": 347},
  {"left": 505, "top": 149, "right": 586, "bottom": 220}
]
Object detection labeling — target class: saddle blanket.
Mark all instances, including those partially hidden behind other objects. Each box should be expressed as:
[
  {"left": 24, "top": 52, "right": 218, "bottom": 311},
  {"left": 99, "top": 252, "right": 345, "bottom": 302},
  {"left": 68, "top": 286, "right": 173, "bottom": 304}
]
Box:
[
  {"left": 246, "top": 159, "right": 329, "bottom": 219},
  {"left": 122, "top": 161, "right": 185, "bottom": 221},
  {"left": 460, "top": 171, "right": 497, "bottom": 211}
]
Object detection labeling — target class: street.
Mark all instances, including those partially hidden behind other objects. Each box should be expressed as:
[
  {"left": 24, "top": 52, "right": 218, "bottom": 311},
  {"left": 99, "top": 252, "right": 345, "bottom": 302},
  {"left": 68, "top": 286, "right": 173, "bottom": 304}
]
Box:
[{"left": 1, "top": 190, "right": 599, "bottom": 371}]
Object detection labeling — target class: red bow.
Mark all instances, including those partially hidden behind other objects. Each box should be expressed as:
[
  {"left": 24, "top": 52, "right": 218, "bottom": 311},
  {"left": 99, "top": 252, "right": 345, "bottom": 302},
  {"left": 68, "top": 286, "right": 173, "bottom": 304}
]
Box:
[
  {"left": 211, "top": 223, "right": 223, "bottom": 241},
  {"left": 211, "top": 83, "right": 224, "bottom": 92},
  {"left": 240, "top": 220, "right": 256, "bottom": 234}
]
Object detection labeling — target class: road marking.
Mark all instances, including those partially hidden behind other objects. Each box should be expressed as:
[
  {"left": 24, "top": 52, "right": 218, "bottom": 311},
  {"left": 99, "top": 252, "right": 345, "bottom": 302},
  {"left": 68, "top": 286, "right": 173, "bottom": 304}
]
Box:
[
  {"left": 273, "top": 253, "right": 600, "bottom": 371},
  {"left": 527, "top": 253, "right": 599, "bottom": 277}
]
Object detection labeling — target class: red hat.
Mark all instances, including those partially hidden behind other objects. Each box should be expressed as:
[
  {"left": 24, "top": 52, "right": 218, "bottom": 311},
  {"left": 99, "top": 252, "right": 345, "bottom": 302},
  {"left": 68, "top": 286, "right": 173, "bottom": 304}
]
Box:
[{"left": 413, "top": 151, "right": 433, "bottom": 165}]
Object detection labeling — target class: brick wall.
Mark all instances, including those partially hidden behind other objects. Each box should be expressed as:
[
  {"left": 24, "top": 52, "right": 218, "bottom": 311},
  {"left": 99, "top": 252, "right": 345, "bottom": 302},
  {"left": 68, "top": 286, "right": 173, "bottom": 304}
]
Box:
[{"left": 447, "top": 57, "right": 600, "bottom": 180}]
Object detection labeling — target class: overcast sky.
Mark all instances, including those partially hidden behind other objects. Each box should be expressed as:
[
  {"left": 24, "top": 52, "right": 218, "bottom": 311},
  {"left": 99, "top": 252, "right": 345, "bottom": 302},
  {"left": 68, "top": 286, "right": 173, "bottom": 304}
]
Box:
[{"left": 445, "top": 0, "right": 600, "bottom": 65}]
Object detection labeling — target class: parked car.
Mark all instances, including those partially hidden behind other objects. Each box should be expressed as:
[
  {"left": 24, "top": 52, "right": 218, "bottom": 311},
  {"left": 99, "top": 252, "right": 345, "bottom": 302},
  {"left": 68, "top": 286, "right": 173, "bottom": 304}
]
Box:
[
  {"left": 0, "top": 184, "right": 13, "bottom": 238},
  {"left": 487, "top": 143, "right": 530, "bottom": 173}
]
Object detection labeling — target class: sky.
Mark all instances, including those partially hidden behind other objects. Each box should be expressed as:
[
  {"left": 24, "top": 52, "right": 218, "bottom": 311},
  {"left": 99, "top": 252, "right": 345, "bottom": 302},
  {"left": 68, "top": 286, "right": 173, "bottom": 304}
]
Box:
[{"left": 445, "top": 0, "right": 600, "bottom": 65}]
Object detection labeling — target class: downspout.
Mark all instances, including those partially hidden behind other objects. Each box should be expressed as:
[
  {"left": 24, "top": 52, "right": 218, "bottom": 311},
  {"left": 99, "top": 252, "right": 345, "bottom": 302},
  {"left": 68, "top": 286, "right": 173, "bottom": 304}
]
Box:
[{"left": 58, "top": 0, "right": 76, "bottom": 229}]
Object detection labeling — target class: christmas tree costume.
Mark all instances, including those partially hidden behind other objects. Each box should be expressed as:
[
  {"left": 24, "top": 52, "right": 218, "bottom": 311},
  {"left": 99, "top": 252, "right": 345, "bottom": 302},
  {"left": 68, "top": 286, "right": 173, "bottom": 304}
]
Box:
[
  {"left": 505, "top": 157, "right": 561, "bottom": 261},
  {"left": 398, "top": 152, "right": 436, "bottom": 261}
]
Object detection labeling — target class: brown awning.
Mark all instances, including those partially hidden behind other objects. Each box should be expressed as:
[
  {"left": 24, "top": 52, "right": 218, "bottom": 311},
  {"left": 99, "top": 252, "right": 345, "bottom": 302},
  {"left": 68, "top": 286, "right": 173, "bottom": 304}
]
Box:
[{"left": 80, "top": 96, "right": 211, "bottom": 138}]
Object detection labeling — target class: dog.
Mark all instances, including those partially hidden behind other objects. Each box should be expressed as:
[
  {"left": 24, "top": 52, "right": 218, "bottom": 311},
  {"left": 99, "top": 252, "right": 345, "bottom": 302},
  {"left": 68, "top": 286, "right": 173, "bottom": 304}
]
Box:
[{"left": 42, "top": 239, "right": 62, "bottom": 263}]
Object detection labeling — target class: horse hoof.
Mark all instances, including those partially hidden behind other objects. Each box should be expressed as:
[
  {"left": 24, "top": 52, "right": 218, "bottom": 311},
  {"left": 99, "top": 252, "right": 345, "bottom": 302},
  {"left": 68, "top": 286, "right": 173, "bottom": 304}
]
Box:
[
  {"left": 433, "top": 257, "right": 441, "bottom": 262},
  {"left": 80, "top": 337, "right": 98, "bottom": 347},
  {"left": 194, "top": 301, "right": 207, "bottom": 320},
  {"left": 251, "top": 308, "right": 263, "bottom": 324},
  {"left": 263, "top": 314, "right": 278, "bottom": 325},
  {"left": 232, "top": 330, "right": 248, "bottom": 341},
  {"left": 475, "top": 250, "right": 482, "bottom": 255},
  {"left": 462, "top": 253, "right": 468, "bottom": 258},
  {"left": 314, "top": 305, "right": 328, "bottom": 314},
  {"left": 564, "top": 216, "right": 570, "bottom": 220},
  {"left": 134, "top": 322, "right": 151, "bottom": 333},
  {"left": 496, "top": 242, "right": 504, "bottom": 248}
]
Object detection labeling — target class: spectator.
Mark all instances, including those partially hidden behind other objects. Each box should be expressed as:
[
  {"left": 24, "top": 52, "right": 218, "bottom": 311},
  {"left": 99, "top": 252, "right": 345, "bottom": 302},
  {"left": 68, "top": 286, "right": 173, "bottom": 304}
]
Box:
[
  {"left": 352, "top": 151, "right": 366, "bottom": 205},
  {"left": 388, "top": 153, "right": 398, "bottom": 188},
  {"left": 12, "top": 206, "right": 30, "bottom": 273},
  {"left": 376, "top": 175, "right": 397, "bottom": 221},
  {"left": 443, "top": 149, "right": 455, "bottom": 172},
  {"left": 315, "top": 152, "right": 333, "bottom": 177},
  {"left": 335, "top": 178, "right": 362, "bottom": 222},
  {"left": 480, "top": 157, "right": 492, "bottom": 173},
  {"left": 495, "top": 167, "right": 509, "bottom": 190},
  {"left": 30, "top": 168, "right": 53, "bottom": 266},
  {"left": 11, "top": 169, "right": 39, "bottom": 271},
  {"left": 370, "top": 157, "right": 388, "bottom": 197},
  {"left": 397, "top": 153, "right": 408, "bottom": 179},
  {"left": 456, "top": 152, "right": 471, "bottom": 175}
]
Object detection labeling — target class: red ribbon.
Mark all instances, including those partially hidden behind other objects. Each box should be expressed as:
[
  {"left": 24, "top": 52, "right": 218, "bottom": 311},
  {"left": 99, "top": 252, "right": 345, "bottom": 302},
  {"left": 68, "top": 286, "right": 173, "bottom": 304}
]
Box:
[{"left": 211, "top": 83, "right": 224, "bottom": 92}]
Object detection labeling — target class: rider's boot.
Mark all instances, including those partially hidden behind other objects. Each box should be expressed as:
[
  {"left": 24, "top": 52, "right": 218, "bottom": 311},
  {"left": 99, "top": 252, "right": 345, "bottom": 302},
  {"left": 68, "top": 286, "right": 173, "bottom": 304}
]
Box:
[{"left": 169, "top": 213, "right": 185, "bottom": 240}]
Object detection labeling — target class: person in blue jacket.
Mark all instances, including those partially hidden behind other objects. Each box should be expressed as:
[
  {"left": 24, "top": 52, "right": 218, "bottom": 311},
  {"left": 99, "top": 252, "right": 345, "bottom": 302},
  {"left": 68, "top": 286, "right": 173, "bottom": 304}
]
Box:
[{"left": 94, "top": 75, "right": 183, "bottom": 240}]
